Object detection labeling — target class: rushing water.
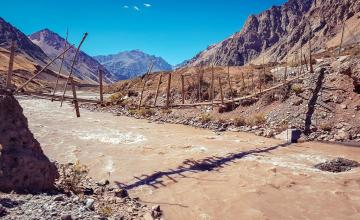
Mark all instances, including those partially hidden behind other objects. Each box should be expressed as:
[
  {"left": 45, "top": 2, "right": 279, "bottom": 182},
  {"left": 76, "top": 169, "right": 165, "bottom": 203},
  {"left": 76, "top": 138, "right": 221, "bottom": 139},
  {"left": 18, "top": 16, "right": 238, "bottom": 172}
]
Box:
[{"left": 18, "top": 95, "right": 360, "bottom": 220}]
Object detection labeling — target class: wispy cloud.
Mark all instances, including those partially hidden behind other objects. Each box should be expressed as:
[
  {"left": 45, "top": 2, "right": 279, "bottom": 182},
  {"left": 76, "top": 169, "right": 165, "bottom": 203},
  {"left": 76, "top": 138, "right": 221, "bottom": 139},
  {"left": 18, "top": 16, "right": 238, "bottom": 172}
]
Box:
[
  {"left": 123, "top": 5, "right": 129, "bottom": 9},
  {"left": 144, "top": 3, "right": 152, "bottom": 7},
  {"left": 134, "top": 6, "right": 140, "bottom": 11}
]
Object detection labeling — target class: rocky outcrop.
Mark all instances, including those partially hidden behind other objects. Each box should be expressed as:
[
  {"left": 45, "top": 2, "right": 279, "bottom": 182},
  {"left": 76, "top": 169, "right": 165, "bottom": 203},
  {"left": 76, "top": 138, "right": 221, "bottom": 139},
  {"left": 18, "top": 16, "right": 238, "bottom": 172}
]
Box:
[
  {"left": 94, "top": 50, "right": 173, "bottom": 79},
  {"left": 0, "top": 89, "right": 58, "bottom": 192},
  {"left": 0, "top": 17, "right": 47, "bottom": 62},
  {"left": 187, "top": 0, "right": 360, "bottom": 66}
]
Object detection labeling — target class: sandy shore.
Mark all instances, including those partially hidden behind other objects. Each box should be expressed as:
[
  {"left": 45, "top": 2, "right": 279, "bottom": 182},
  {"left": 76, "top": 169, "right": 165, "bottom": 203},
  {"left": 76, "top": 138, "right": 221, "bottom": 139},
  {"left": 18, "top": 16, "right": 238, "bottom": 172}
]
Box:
[{"left": 18, "top": 96, "right": 360, "bottom": 220}]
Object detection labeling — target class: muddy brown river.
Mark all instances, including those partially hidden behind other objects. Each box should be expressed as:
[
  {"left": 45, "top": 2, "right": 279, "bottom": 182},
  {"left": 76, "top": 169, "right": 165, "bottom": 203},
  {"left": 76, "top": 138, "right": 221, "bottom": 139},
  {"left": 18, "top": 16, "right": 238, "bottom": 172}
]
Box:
[{"left": 18, "top": 95, "right": 360, "bottom": 220}]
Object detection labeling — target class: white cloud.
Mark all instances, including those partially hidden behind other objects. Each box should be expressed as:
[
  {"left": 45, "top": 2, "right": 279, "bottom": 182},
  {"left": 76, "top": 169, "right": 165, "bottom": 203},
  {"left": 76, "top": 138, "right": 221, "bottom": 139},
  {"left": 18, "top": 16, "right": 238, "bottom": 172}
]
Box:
[
  {"left": 134, "top": 6, "right": 140, "bottom": 11},
  {"left": 144, "top": 3, "right": 152, "bottom": 7},
  {"left": 123, "top": 5, "right": 129, "bottom": 9}
]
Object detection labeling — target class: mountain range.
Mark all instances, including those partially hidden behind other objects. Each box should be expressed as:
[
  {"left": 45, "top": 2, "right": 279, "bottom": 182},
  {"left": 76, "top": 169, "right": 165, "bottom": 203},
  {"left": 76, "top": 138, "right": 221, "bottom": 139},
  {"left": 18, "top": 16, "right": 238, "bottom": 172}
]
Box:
[
  {"left": 94, "top": 50, "right": 173, "bottom": 79},
  {"left": 186, "top": 0, "right": 360, "bottom": 67}
]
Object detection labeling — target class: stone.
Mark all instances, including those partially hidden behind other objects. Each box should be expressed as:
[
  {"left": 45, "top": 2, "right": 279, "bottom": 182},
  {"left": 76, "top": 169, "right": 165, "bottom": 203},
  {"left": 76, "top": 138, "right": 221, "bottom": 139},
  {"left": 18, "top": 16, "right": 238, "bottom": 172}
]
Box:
[
  {"left": 114, "top": 188, "right": 128, "bottom": 198},
  {"left": 151, "top": 205, "right": 162, "bottom": 218},
  {"left": 0, "top": 89, "right": 59, "bottom": 193},
  {"left": 340, "top": 104, "right": 347, "bottom": 109},
  {"left": 0, "top": 204, "right": 7, "bottom": 216},
  {"left": 96, "top": 179, "right": 110, "bottom": 187},
  {"left": 53, "top": 195, "right": 64, "bottom": 202},
  {"left": 334, "top": 130, "right": 350, "bottom": 141},
  {"left": 275, "top": 129, "right": 302, "bottom": 143},
  {"left": 60, "top": 214, "right": 73, "bottom": 220},
  {"left": 85, "top": 198, "right": 95, "bottom": 210}
]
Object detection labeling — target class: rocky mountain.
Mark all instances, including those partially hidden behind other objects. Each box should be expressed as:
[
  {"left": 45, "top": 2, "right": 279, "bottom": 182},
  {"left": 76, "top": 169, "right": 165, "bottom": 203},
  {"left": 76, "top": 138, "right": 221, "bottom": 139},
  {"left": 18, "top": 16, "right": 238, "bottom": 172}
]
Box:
[
  {"left": 187, "top": 0, "right": 360, "bottom": 66},
  {"left": 94, "top": 50, "right": 172, "bottom": 79},
  {"left": 0, "top": 17, "right": 47, "bottom": 62},
  {"left": 29, "top": 29, "right": 115, "bottom": 84}
]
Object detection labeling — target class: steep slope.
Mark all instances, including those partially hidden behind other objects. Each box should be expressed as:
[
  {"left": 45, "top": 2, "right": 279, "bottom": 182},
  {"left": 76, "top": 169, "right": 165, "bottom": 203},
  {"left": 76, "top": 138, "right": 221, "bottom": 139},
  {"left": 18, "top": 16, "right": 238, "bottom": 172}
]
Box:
[
  {"left": 187, "top": 0, "right": 360, "bottom": 66},
  {"left": 94, "top": 50, "right": 172, "bottom": 79},
  {"left": 0, "top": 17, "right": 47, "bottom": 63},
  {"left": 29, "top": 29, "right": 115, "bottom": 84}
]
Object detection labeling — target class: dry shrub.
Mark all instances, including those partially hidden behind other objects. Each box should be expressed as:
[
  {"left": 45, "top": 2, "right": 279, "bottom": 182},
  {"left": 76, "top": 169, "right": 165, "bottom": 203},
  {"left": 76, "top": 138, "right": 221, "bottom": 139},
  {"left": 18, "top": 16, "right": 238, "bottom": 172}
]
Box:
[
  {"left": 99, "top": 204, "right": 113, "bottom": 217},
  {"left": 60, "top": 161, "right": 89, "bottom": 194},
  {"left": 247, "top": 113, "right": 266, "bottom": 126},
  {"left": 108, "top": 92, "right": 124, "bottom": 103},
  {"left": 319, "top": 122, "right": 332, "bottom": 132},
  {"left": 161, "top": 109, "right": 172, "bottom": 114},
  {"left": 199, "top": 114, "right": 212, "bottom": 123},
  {"left": 138, "top": 108, "right": 155, "bottom": 117},
  {"left": 233, "top": 117, "right": 246, "bottom": 126},
  {"left": 291, "top": 84, "right": 303, "bottom": 95}
]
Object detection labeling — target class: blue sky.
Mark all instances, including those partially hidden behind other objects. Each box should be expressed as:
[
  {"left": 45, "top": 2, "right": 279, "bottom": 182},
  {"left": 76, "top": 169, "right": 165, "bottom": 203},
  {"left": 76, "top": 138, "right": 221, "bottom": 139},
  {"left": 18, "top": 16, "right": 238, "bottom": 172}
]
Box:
[{"left": 1, "top": 0, "right": 287, "bottom": 65}]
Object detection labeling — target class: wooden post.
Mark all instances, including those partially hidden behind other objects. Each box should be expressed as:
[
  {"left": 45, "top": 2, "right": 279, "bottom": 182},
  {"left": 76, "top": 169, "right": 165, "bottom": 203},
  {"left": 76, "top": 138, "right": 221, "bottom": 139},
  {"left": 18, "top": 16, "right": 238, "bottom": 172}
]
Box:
[
  {"left": 259, "top": 71, "right": 262, "bottom": 93},
  {"left": 211, "top": 65, "right": 215, "bottom": 102},
  {"left": 303, "top": 54, "right": 309, "bottom": 72},
  {"left": 6, "top": 41, "right": 16, "bottom": 89},
  {"left": 98, "top": 68, "right": 104, "bottom": 103},
  {"left": 241, "top": 72, "right": 245, "bottom": 89},
  {"left": 70, "top": 77, "right": 80, "bottom": 118},
  {"left": 138, "top": 63, "right": 154, "bottom": 109},
  {"left": 181, "top": 75, "right": 185, "bottom": 104},
  {"left": 338, "top": 22, "right": 345, "bottom": 56},
  {"left": 166, "top": 72, "right": 172, "bottom": 108},
  {"left": 262, "top": 56, "right": 266, "bottom": 90},
  {"left": 284, "top": 53, "right": 288, "bottom": 82},
  {"left": 218, "top": 77, "right": 224, "bottom": 105},
  {"left": 300, "top": 43, "right": 303, "bottom": 75},
  {"left": 308, "top": 23, "right": 314, "bottom": 73},
  {"left": 227, "top": 66, "right": 234, "bottom": 102},
  {"left": 251, "top": 73, "right": 255, "bottom": 92},
  {"left": 60, "top": 33, "right": 88, "bottom": 107},
  {"left": 153, "top": 74, "right": 162, "bottom": 107},
  {"left": 52, "top": 29, "right": 68, "bottom": 98},
  {"left": 198, "top": 68, "right": 202, "bottom": 101},
  {"left": 16, "top": 45, "right": 73, "bottom": 93}
]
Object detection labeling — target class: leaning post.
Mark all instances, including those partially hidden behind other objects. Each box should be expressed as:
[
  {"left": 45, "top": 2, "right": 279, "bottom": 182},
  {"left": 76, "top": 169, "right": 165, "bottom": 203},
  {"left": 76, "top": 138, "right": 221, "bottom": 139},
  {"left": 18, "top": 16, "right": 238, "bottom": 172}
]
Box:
[
  {"left": 181, "top": 74, "right": 185, "bottom": 104},
  {"left": 98, "top": 68, "right": 104, "bottom": 104},
  {"left": 166, "top": 72, "right": 172, "bottom": 108},
  {"left": 70, "top": 77, "right": 80, "bottom": 118},
  {"left": 153, "top": 74, "right": 162, "bottom": 107},
  {"left": 6, "top": 41, "right": 16, "bottom": 89}
]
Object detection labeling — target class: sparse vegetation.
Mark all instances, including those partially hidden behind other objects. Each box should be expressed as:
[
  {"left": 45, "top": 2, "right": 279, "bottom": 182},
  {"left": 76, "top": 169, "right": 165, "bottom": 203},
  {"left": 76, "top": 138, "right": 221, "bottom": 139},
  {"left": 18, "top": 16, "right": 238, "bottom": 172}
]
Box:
[
  {"left": 199, "top": 114, "right": 212, "bottom": 123},
  {"left": 108, "top": 92, "right": 124, "bottom": 103},
  {"left": 247, "top": 113, "right": 266, "bottom": 126},
  {"left": 99, "top": 204, "right": 113, "bottom": 217},
  {"left": 291, "top": 84, "right": 303, "bottom": 95},
  {"left": 319, "top": 122, "right": 332, "bottom": 132},
  {"left": 59, "top": 161, "right": 89, "bottom": 194},
  {"left": 233, "top": 116, "right": 246, "bottom": 127},
  {"left": 161, "top": 108, "right": 172, "bottom": 114}
]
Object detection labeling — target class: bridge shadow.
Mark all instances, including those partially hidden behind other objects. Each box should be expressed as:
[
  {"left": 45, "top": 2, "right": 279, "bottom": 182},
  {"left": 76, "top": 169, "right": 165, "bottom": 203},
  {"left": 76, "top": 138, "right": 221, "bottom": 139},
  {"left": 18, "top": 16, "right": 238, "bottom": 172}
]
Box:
[
  {"left": 114, "top": 142, "right": 291, "bottom": 190},
  {"left": 304, "top": 68, "right": 327, "bottom": 135}
]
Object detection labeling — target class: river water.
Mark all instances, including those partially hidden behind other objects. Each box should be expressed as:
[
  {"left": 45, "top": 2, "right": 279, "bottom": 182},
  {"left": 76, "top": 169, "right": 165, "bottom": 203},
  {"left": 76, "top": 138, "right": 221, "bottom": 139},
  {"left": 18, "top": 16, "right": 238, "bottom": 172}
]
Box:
[{"left": 18, "top": 95, "right": 360, "bottom": 220}]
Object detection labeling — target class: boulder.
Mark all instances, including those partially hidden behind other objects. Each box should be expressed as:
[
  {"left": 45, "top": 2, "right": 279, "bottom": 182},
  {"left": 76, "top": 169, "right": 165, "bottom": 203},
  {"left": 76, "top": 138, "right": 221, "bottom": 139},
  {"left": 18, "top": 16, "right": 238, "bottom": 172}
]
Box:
[
  {"left": 0, "top": 89, "right": 59, "bottom": 193},
  {"left": 275, "top": 129, "right": 302, "bottom": 143}
]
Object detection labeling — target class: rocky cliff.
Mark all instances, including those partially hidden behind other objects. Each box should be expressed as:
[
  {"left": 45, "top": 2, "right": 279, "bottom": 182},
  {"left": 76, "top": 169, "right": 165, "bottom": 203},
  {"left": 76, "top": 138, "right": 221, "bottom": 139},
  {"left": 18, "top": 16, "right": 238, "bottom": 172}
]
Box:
[
  {"left": 0, "top": 89, "right": 58, "bottom": 192},
  {"left": 187, "top": 0, "right": 360, "bottom": 66}
]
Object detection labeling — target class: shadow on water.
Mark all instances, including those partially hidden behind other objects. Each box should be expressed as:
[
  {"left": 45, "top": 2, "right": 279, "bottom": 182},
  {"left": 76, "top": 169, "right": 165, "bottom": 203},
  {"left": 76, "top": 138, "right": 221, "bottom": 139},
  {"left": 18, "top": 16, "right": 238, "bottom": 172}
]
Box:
[{"left": 115, "top": 142, "right": 291, "bottom": 191}]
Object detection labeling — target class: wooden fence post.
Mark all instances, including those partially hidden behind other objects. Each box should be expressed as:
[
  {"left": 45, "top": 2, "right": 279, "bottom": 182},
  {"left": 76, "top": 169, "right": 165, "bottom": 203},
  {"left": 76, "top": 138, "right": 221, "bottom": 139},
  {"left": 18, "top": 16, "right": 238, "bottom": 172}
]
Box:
[
  {"left": 308, "top": 22, "right": 314, "bottom": 73},
  {"left": 300, "top": 43, "right": 303, "bottom": 75},
  {"left": 227, "top": 66, "right": 234, "bottom": 102},
  {"left": 218, "top": 77, "right": 224, "bottom": 105},
  {"left": 338, "top": 22, "right": 345, "bottom": 56},
  {"left": 181, "top": 74, "right": 185, "bottom": 104},
  {"left": 60, "top": 33, "right": 88, "bottom": 107},
  {"left": 138, "top": 63, "right": 154, "bottom": 109},
  {"left": 6, "top": 41, "right": 16, "bottom": 89},
  {"left": 303, "top": 54, "right": 309, "bottom": 71},
  {"left": 153, "top": 74, "right": 162, "bottom": 107},
  {"left": 211, "top": 65, "right": 215, "bottom": 102},
  {"left": 98, "top": 68, "right": 104, "bottom": 104},
  {"left": 52, "top": 29, "right": 68, "bottom": 98},
  {"left": 166, "top": 72, "right": 172, "bottom": 108},
  {"left": 198, "top": 67, "right": 202, "bottom": 101},
  {"left": 70, "top": 77, "right": 80, "bottom": 118}
]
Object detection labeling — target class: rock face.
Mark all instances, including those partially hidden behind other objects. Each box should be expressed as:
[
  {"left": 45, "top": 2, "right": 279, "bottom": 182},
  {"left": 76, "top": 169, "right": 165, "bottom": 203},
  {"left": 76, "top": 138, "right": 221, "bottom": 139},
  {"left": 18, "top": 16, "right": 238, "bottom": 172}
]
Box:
[
  {"left": 187, "top": 0, "right": 360, "bottom": 66},
  {"left": 29, "top": 29, "right": 115, "bottom": 84},
  {"left": 94, "top": 50, "right": 173, "bottom": 80},
  {"left": 0, "top": 89, "right": 58, "bottom": 192},
  {"left": 0, "top": 17, "right": 47, "bottom": 62}
]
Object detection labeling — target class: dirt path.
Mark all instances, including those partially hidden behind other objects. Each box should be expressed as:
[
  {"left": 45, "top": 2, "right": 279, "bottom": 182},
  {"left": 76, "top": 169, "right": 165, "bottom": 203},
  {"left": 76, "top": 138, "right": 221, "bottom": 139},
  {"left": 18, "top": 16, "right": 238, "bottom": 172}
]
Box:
[{"left": 18, "top": 95, "right": 360, "bottom": 220}]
